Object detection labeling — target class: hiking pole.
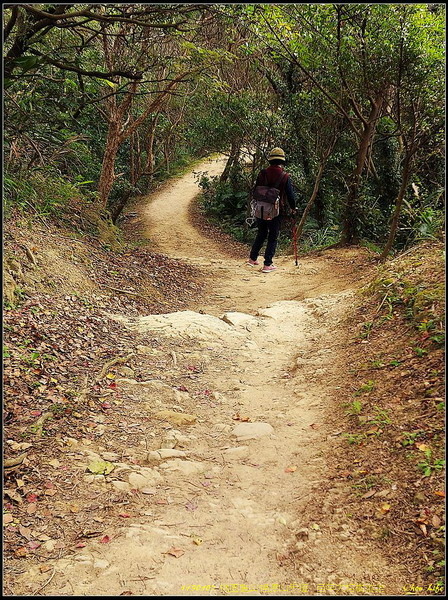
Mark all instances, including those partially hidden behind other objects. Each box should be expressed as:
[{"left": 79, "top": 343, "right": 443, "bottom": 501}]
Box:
[{"left": 292, "top": 218, "right": 299, "bottom": 266}]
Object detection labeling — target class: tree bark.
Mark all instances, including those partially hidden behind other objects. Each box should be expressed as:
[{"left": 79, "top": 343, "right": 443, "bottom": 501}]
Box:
[
  {"left": 341, "top": 95, "right": 384, "bottom": 245},
  {"left": 97, "top": 122, "right": 121, "bottom": 210},
  {"left": 220, "top": 141, "right": 240, "bottom": 183},
  {"left": 380, "top": 151, "right": 414, "bottom": 261},
  {"left": 295, "top": 160, "right": 326, "bottom": 242}
]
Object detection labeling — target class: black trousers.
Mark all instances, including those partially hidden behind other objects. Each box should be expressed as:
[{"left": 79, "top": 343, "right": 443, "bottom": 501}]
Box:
[{"left": 249, "top": 216, "right": 281, "bottom": 266}]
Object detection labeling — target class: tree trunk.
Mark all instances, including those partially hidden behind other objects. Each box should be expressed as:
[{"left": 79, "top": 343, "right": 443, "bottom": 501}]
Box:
[
  {"left": 341, "top": 96, "right": 384, "bottom": 245},
  {"left": 110, "top": 190, "right": 133, "bottom": 224},
  {"left": 143, "top": 115, "right": 158, "bottom": 188},
  {"left": 97, "top": 123, "right": 121, "bottom": 210},
  {"left": 380, "top": 151, "right": 413, "bottom": 261},
  {"left": 295, "top": 160, "right": 326, "bottom": 242},
  {"left": 220, "top": 141, "right": 240, "bottom": 183}
]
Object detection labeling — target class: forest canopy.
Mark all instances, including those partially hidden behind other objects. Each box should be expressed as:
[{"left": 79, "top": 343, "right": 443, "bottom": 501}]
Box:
[{"left": 3, "top": 3, "right": 445, "bottom": 256}]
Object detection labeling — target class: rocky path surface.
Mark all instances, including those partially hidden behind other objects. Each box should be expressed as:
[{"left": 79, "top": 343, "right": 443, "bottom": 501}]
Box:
[{"left": 12, "top": 157, "right": 407, "bottom": 596}]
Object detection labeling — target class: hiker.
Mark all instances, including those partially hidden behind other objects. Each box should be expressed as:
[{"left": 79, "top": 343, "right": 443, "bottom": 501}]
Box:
[{"left": 247, "top": 147, "right": 297, "bottom": 272}]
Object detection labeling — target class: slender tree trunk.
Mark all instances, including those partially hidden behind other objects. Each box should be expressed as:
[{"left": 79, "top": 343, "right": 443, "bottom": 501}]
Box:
[
  {"left": 144, "top": 115, "right": 159, "bottom": 188},
  {"left": 341, "top": 96, "right": 384, "bottom": 245},
  {"left": 295, "top": 160, "right": 326, "bottom": 241},
  {"left": 295, "top": 133, "right": 337, "bottom": 242},
  {"left": 97, "top": 123, "right": 121, "bottom": 211},
  {"left": 380, "top": 151, "right": 414, "bottom": 261},
  {"left": 220, "top": 141, "right": 240, "bottom": 183}
]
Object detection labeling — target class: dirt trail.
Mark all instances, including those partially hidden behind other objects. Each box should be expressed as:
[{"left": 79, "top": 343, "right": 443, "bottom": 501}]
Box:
[{"left": 14, "top": 157, "right": 407, "bottom": 596}]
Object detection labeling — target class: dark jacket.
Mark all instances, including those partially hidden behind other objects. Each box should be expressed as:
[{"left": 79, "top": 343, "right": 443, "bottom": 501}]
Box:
[{"left": 255, "top": 165, "right": 296, "bottom": 213}]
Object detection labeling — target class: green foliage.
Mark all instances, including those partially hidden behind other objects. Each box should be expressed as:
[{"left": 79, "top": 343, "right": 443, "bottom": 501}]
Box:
[
  {"left": 417, "top": 449, "right": 445, "bottom": 477},
  {"left": 3, "top": 170, "right": 91, "bottom": 218},
  {"left": 198, "top": 163, "right": 251, "bottom": 241}
]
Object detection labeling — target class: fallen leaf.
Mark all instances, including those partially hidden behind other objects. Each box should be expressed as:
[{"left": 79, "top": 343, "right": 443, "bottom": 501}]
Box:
[
  {"left": 119, "top": 513, "right": 131, "bottom": 518},
  {"left": 232, "top": 413, "right": 251, "bottom": 422},
  {"left": 19, "top": 526, "right": 32, "bottom": 540},
  {"left": 26, "top": 493, "right": 38, "bottom": 503},
  {"left": 3, "top": 514, "right": 14, "bottom": 525},
  {"left": 361, "top": 490, "right": 377, "bottom": 499},
  {"left": 100, "top": 535, "right": 111, "bottom": 543},
  {"left": 284, "top": 466, "right": 297, "bottom": 473},
  {"left": 75, "top": 542, "right": 86, "bottom": 548},
  {"left": 4, "top": 488, "right": 23, "bottom": 504},
  {"left": 311, "top": 523, "right": 320, "bottom": 531},
  {"left": 15, "top": 547, "right": 28, "bottom": 558},
  {"left": 419, "top": 523, "right": 428, "bottom": 536},
  {"left": 366, "top": 426, "right": 382, "bottom": 435},
  {"left": 432, "top": 515, "right": 442, "bottom": 528},
  {"left": 26, "top": 504, "right": 37, "bottom": 515},
  {"left": 310, "top": 423, "right": 320, "bottom": 429},
  {"left": 434, "top": 491, "right": 445, "bottom": 497},
  {"left": 27, "top": 540, "right": 41, "bottom": 550},
  {"left": 416, "top": 443, "right": 431, "bottom": 452},
  {"left": 165, "top": 547, "right": 184, "bottom": 558},
  {"left": 380, "top": 503, "right": 391, "bottom": 514},
  {"left": 87, "top": 460, "right": 115, "bottom": 475}
]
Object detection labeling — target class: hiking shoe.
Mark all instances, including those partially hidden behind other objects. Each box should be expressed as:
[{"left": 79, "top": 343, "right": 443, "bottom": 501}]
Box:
[
  {"left": 261, "top": 264, "right": 277, "bottom": 272},
  {"left": 247, "top": 259, "right": 259, "bottom": 266}
]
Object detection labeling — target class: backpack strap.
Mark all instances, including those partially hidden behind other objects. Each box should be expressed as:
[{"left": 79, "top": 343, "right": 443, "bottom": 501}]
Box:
[{"left": 274, "top": 171, "right": 289, "bottom": 190}]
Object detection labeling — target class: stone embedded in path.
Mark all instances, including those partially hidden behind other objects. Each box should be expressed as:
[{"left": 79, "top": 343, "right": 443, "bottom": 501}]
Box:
[
  {"left": 231, "top": 422, "right": 274, "bottom": 441},
  {"left": 146, "top": 449, "right": 189, "bottom": 465},
  {"left": 128, "top": 468, "right": 163, "bottom": 490},
  {"left": 155, "top": 410, "right": 197, "bottom": 426},
  {"left": 120, "top": 310, "right": 245, "bottom": 343},
  {"left": 223, "top": 446, "right": 250, "bottom": 460},
  {"left": 158, "top": 458, "right": 207, "bottom": 476}
]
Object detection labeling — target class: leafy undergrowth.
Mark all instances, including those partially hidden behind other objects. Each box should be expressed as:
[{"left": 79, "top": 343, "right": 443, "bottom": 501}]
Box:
[{"left": 329, "top": 241, "right": 445, "bottom": 593}]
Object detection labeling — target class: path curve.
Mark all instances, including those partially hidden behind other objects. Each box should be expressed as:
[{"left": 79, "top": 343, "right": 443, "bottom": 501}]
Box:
[{"left": 143, "top": 156, "right": 357, "bottom": 316}]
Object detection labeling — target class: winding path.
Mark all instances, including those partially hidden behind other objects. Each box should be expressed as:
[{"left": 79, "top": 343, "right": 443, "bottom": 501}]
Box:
[{"left": 17, "top": 158, "right": 406, "bottom": 596}]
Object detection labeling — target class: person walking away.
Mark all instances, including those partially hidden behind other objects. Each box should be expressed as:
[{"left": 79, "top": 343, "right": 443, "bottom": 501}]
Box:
[{"left": 247, "top": 147, "right": 297, "bottom": 272}]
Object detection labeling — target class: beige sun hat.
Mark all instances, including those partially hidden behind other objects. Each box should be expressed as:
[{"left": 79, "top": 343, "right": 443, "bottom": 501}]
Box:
[{"left": 268, "top": 147, "right": 286, "bottom": 162}]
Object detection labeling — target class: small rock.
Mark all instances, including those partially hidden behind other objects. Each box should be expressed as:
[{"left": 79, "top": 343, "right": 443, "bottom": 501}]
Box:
[
  {"left": 155, "top": 410, "right": 197, "bottom": 426},
  {"left": 160, "top": 439, "right": 177, "bottom": 450},
  {"left": 128, "top": 468, "right": 163, "bottom": 489},
  {"left": 101, "top": 452, "right": 120, "bottom": 461},
  {"left": 111, "top": 480, "right": 131, "bottom": 492},
  {"left": 222, "top": 446, "right": 250, "bottom": 460}
]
